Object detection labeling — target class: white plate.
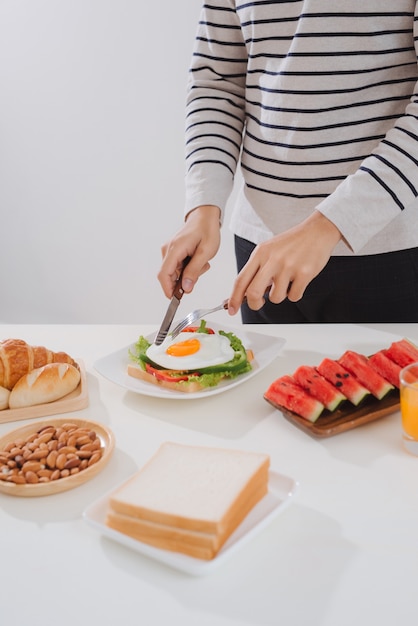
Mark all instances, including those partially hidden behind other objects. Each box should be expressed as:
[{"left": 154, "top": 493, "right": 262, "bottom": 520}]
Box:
[
  {"left": 93, "top": 323, "right": 285, "bottom": 399},
  {"left": 83, "top": 470, "right": 298, "bottom": 576}
]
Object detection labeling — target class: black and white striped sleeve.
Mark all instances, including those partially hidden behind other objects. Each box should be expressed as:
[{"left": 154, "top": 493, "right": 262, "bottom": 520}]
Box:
[{"left": 184, "top": 1, "right": 247, "bottom": 219}]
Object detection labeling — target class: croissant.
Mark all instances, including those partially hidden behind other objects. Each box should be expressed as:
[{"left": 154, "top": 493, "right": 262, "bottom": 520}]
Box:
[{"left": 0, "top": 338, "right": 78, "bottom": 390}]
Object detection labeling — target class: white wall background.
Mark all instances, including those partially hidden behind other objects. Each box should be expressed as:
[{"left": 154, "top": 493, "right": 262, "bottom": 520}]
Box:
[{"left": 0, "top": 0, "right": 238, "bottom": 324}]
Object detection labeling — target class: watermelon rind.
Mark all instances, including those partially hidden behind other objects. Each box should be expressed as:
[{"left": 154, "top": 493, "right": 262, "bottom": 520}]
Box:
[
  {"left": 293, "top": 365, "right": 347, "bottom": 411},
  {"left": 264, "top": 375, "right": 324, "bottom": 422},
  {"left": 317, "top": 358, "right": 370, "bottom": 406},
  {"left": 338, "top": 351, "right": 394, "bottom": 400}
]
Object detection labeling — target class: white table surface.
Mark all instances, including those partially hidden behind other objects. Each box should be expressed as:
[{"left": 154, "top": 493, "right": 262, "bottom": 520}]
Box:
[{"left": 1, "top": 322, "right": 417, "bottom": 626}]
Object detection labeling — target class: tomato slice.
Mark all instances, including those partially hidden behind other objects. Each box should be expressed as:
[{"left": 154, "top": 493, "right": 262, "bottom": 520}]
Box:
[
  {"left": 182, "top": 327, "right": 215, "bottom": 334},
  {"left": 145, "top": 363, "right": 198, "bottom": 382}
]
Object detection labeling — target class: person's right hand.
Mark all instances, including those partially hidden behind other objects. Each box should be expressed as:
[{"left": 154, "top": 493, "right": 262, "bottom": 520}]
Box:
[
  {"left": 227, "top": 210, "right": 342, "bottom": 315},
  {"left": 158, "top": 205, "right": 221, "bottom": 298}
]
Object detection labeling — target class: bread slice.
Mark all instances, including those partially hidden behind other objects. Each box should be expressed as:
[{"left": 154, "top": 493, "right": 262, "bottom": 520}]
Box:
[
  {"left": 106, "top": 474, "right": 268, "bottom": 560},
  {"left": 127, "top": 363, "right": 205, "bottom": 393},
  {"left": 107, "top": 442, "right": 270, "bottom": 547}
]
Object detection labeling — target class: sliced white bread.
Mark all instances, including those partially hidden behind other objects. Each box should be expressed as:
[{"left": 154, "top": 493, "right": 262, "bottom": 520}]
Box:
[
  {"left": 106, "top": 442, "right": 270, "bottom": 558},
  {"left": 106, "top": 467, "right": 269, "bottom": 560}
]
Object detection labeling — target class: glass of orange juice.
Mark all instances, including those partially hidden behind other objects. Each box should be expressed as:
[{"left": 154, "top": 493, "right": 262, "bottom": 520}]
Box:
[{"left": 400, "top": 363, "right": 418, "bottom": 455}]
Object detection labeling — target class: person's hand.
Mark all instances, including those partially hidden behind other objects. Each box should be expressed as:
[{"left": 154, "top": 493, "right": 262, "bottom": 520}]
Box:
[
  {"left": 227, "top": 211, "right": 342, "bottom": 315},
  {"left": 158, "top": 205, "right": 221, "bottom": 298}
]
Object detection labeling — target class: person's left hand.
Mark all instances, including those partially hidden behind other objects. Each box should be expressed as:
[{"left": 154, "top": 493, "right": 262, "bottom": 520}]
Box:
[{"left": 227, "top": 211, "right": 342, "bottom": 315}]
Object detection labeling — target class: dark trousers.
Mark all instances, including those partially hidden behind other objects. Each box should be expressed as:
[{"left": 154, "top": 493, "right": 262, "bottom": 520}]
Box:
[{"left": 234, "top": 235, "right": 418, "bottom": 323}]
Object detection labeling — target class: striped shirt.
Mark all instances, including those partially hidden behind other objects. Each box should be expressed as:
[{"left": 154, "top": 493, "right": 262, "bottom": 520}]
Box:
[{"left": 185, "top": 0, "right": 418, "bottom": 255}]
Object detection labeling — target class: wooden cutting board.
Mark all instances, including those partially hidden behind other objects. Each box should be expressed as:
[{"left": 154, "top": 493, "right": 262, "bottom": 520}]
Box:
[
  {"left": 265, "top": 389, "right": 400, "bottom": 438},
  {"left": 0, "top": 360, "right": 88, "bottom": 425}
]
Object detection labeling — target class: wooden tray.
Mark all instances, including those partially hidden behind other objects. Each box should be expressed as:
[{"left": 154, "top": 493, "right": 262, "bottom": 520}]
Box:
[
  {"left": 265, "top": 389, "right": 400, "bottom": 438},
  {"left": 0, "top": 417, "right": 115, "bottom": 497},
  {"left": 0, "top": 360, "right": 88, "bottom": 425}
]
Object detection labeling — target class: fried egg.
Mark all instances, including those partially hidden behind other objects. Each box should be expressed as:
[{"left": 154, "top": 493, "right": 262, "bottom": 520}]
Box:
[{"left": 146, "top": 331, "right": 235, "bottom": 370}]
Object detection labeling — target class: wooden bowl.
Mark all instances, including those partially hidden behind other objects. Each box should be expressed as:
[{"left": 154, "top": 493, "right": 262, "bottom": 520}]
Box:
[{"left": 0, "top": 417, "right": 115, "bottom": 497}]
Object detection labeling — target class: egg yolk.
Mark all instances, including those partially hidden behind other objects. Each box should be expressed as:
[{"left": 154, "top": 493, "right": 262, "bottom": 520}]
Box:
[{"left": 166, "top": 338, "right": 201, "bottom": 357}]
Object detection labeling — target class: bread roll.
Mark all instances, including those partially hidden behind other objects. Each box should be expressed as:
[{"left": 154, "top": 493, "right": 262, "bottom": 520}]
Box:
[
  {"left": 0, "top": 386, "right": 10, "bottom": 410},
  {"left": 0, "top": 338, "right": 77, "bottom": 390},
  {"left": 8, "top": 363, "right": 81, "bottom": 409}
]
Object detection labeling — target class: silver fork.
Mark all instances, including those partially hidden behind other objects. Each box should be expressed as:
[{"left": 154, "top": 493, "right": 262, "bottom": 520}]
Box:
[{"left": 169, "top": 299, "right": 229, "bottom": 340}]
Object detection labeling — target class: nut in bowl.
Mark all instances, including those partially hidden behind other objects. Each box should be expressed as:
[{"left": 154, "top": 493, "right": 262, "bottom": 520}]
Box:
[{"left": 0, "top": 418, "right": 115, "bottom": 497}]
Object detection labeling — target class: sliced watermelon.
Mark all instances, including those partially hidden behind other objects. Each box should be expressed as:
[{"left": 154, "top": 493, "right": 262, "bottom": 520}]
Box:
[
  {"left": 293, "top": 365, "right": 347, "bottom": 411},
  {"left": 338, "top": 350, "right": 394, "bottom": 400},
  {"left": 369, "top": 349, "right": 402, "bottom": 388},
  {"left": 264, "top": 375, "right": 324, "bottom": 422},
  {"left": 386, "top": 339, "right": 418, "bottom": 368},
  {"left": 317, "top": 358, "right": 370, "bottom": 405},
  {"left": 403, "top": 338, "right": 418, "bottom": 359}
]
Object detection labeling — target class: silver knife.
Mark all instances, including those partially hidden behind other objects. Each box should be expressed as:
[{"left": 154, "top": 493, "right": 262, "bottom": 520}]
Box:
[{"left": 154, "top": 257, "right": 191, "bottom": 345}]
